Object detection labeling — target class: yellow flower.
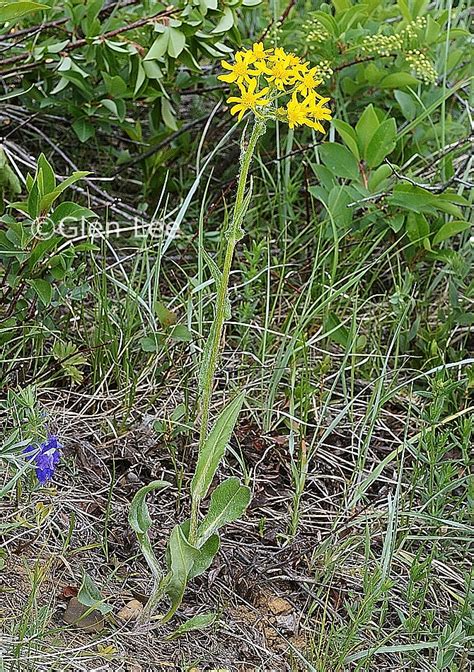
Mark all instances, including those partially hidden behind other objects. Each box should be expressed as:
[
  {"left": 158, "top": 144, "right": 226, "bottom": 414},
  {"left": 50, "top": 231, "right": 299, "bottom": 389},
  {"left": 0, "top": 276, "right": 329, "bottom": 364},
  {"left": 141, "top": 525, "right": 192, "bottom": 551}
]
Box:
[
  {"left": 246, "top": 42, "right": 273, "bottom": 63},
  {"left": 218, "top": 51, "right": 258, "bottom": 85},
  {"left": 295, "top": 65, "right": 322, "bottom": 96},
  {"left": 306, "top": 93, "right": 332, "bottom": 131},
  {"left": 260, "top": 54, "right": 296, "bottom": 90},
  {"left": 227, "top": 79, "right": 270, "bottom": 121},
  {"left": 286, "top": 94, "right": 313, "bottom": 129}
]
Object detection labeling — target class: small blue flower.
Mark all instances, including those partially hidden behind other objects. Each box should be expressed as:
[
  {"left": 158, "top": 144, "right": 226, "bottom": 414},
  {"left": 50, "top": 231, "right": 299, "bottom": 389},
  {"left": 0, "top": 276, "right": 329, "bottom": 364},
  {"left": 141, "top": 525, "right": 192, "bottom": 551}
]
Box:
[{"left": 23, "top": 435, "right": 62, "bottom": 485}]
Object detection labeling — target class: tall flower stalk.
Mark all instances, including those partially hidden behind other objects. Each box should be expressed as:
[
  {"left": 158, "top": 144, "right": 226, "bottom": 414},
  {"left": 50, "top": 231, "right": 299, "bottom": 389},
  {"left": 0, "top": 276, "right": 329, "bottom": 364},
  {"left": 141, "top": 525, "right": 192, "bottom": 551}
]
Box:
[
  {"left": 129, "top": 43, "right": 332, "bottom": 628},
  {"left": 189, "top": 117, "right": 266, "bottom": 543}
]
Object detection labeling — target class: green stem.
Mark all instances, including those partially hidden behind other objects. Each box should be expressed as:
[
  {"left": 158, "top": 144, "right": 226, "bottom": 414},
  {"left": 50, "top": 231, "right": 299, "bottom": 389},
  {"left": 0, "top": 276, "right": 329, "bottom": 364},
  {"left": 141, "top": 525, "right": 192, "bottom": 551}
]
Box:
[{"left": 189, "top": 118, "right": 266, "bottom": 544}]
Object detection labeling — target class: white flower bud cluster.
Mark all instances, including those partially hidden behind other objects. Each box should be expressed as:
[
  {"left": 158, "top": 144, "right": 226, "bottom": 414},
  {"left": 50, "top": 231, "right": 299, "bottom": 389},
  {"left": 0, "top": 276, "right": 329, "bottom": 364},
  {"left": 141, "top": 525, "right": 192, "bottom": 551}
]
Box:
[
  {"left": 404, "top": 16, "right": 427, "bottom": 40},
  {"left": 302, "top": 19, "right": 331, "bottom": 49},
  {"left": 405, "top": 49, "right": 437, "bottom": 84},
  {"left": 360, "top": 33, "right": 403, "bottom": 56},
  {"left": 312, "top": 59, "right": 334, "bottom": 82}
]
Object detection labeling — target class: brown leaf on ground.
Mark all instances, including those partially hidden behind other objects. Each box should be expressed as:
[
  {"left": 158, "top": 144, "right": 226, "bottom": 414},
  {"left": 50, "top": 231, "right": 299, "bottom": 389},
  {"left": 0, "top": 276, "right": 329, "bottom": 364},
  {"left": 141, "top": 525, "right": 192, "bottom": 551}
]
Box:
[
  {"left": 117, "top": 598, "right": 143, "bottom": 622},
  {"left": 58, "top": 585, "right": 78, "bottom": 600},
  {"left": 63, "top": 597, "right": 104, "bottom": 632}
]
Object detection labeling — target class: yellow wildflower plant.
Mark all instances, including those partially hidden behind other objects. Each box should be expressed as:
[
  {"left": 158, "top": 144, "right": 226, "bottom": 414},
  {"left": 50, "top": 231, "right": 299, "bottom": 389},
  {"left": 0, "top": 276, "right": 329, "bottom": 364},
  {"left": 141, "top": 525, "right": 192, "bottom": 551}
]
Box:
[{"left": 218, "top": 44, "right": 332, "bottom": 132}]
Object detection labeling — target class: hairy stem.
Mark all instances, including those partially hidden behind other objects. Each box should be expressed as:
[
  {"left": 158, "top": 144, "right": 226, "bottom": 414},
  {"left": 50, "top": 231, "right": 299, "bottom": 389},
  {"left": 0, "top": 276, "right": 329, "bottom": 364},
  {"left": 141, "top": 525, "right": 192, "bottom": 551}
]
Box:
[{"left": 189, "top": 118, "right": 266, "bottom": 544}]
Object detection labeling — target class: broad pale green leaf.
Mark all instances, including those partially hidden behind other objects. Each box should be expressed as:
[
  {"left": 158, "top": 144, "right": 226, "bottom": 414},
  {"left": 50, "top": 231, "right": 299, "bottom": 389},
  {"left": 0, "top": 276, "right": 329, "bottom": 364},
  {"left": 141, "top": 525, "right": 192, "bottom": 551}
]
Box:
[
  {"left": 179, "top": 519, "right": 220, "bottom": 578},
  {"left": 197, "top": 477, "right": 251, "bottom": 544},
  {"left": 162, "top": 525, "right": 200, "bottom": 623},
  {"left": 319, "top": 143, "right": 359, "bottom": 181},
  {"left": 355, "top": 104, "right": 380, "bottom": 159},
  {"left": 433, "top": 220, "right": 471, "bottom": 245},
  {"left": 366, "top": 118, "right": 397, "bottom": 168},
  {"left": 212, "top": 6, "right": 234, "bottom": 33},
  {"left": 0, "top": 1, "right": 48, "bottom": 22},
  {"left": 190, "top": 394, "right": 245, "bottom": 501},
  {"left": 129, "top": 480, "right": 171, "bottom": 535},
  {"left": 78, "top": 572, "right": 112, "bottom": 615},
  {"left": 145, "top": 31, "right": 169, "bottom": 61},
  {"left": 167, "top": 27, "right": 186, "bottom": 58},
  {"left": 167, "top": 612, "right": 217, "bottom": 640}
]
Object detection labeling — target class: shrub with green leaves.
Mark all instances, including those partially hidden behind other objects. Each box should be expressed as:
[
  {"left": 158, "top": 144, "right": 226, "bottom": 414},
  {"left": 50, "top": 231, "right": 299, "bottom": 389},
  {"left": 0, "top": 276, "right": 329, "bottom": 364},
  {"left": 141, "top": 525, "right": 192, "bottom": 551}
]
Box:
[
  {"left": 0, "top": 154, "right": 96, "bottom": 384},
  {"left": 275, "top": 0, "right": 471, "bottom": 261},
  {"left": 1, "top": 0, "right": 261, "bottom": 136}
]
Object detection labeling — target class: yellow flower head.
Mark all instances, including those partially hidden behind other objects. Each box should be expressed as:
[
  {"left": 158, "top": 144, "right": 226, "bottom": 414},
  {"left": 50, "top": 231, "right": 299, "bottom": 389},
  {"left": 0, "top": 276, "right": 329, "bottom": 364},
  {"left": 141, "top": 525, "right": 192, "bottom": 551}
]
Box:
[
  {"left": 296, "top": 65, "right": 323, "bottom": 97},
  {"left": 246, "top": 42, "right": 273, "bottom": 64},
  {"left": 218, "top": 51, "right": 258, "bottom": 85},
  {"left": 227, "top": 78, "right": 270, "bottom": 121},
  {"left": 220, "top": 43, "right": 332, "bottom": 132}
]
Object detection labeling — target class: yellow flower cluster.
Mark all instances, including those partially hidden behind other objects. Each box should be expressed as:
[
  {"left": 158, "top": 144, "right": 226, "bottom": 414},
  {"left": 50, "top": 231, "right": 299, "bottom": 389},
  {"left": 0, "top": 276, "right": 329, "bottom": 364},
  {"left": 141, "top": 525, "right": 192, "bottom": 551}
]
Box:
[{"left": 218, "top": 44, "right": 332, "bottom": 131}]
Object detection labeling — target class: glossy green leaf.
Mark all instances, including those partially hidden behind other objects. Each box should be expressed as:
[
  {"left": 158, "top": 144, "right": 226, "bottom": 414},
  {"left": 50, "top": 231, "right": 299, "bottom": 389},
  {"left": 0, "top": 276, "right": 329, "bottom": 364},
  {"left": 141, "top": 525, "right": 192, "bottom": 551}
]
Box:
[
  {"left": 319, "top": 142, "right": 359, "bottom": 181},
  {"left": 366, "top": 118, "right": 397, "bottom": 168},
  {"left": 190, "top": 394, "right": 245, "bottom": 501}
]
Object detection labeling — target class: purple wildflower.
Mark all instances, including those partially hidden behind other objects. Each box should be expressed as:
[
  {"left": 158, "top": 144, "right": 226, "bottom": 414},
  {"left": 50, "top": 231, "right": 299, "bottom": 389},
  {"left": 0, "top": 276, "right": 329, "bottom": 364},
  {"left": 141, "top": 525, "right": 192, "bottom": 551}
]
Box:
[{"left": 23, "top": 435, "right": 62, "bottom": 485}]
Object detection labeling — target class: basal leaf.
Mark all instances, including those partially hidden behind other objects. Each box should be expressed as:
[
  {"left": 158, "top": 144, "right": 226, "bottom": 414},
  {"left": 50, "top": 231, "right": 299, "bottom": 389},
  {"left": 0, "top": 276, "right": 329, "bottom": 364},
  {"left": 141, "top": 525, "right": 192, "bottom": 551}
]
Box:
[
  {"left": 162, "top": 525, "right": 200, "bottom": 623},
  {"left": 167, "top": 612, "right": 217, "bottom": 640},
  {"left": 197, "top": 477, "right": 251, "bottom": 544},
  {"left": 129, "top": 480, "right": 171, "bottom": 536}
]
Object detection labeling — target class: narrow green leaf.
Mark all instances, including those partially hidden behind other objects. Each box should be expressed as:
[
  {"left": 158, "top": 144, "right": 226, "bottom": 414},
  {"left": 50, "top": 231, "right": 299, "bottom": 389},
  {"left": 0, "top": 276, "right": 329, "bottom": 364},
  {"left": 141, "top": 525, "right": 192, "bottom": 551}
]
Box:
[
  {"left": 167, "top": 612, "right": 217, "bottom": 640},
  {"left": 190, "top": 394, "right": 245, "bottom": 501},
  {"left": 197, "top": 477, "right": 251, "bottom": 544}
]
